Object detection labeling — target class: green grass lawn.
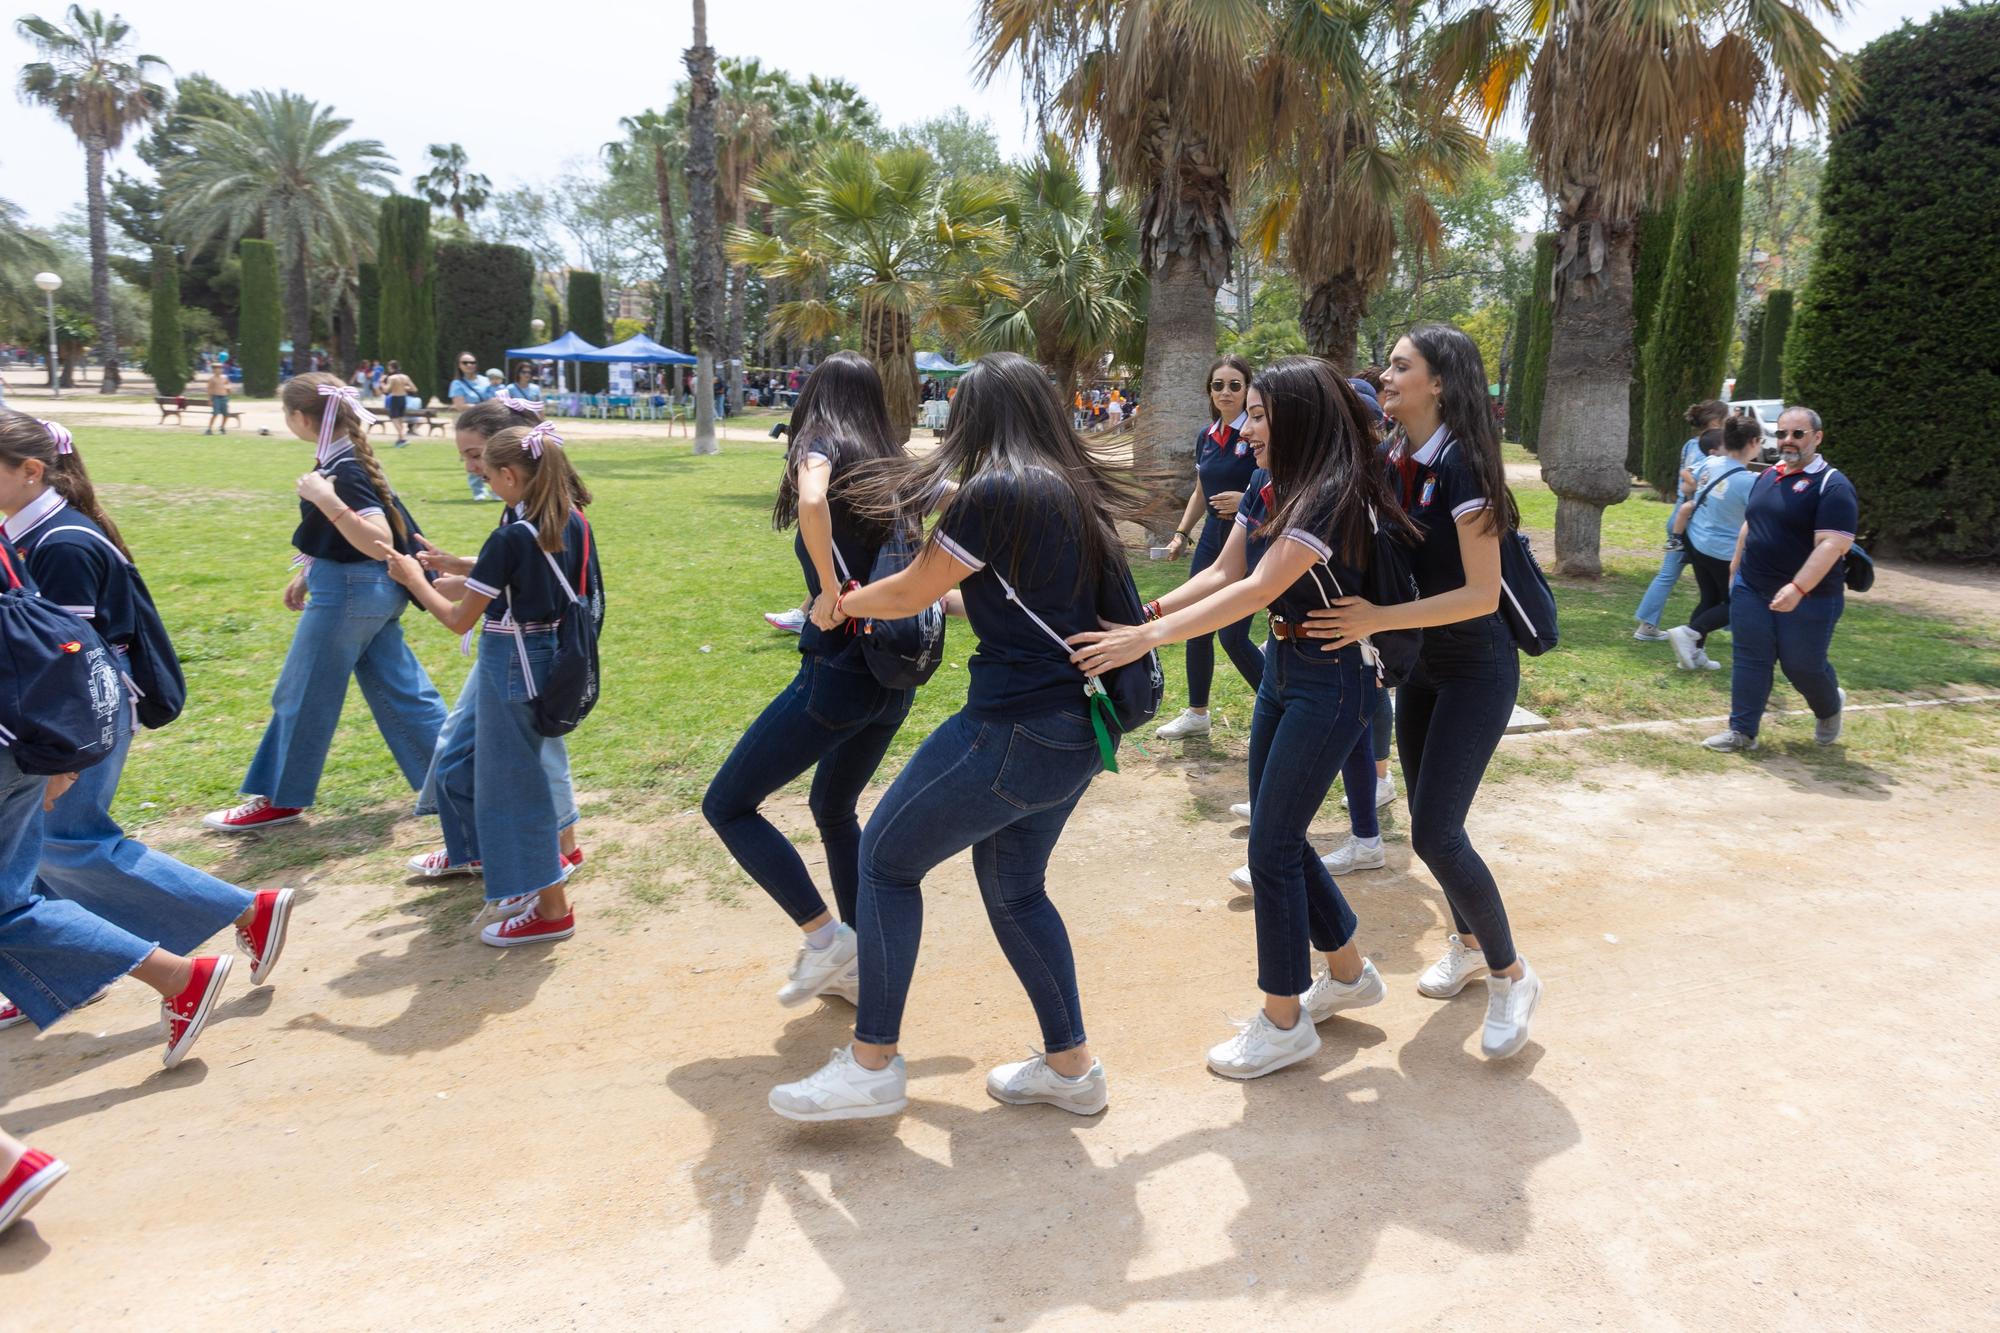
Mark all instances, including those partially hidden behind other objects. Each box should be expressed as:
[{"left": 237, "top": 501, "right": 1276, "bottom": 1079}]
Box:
[{"left": 62, "top": 426, "right": 2000, "bottom": 843}]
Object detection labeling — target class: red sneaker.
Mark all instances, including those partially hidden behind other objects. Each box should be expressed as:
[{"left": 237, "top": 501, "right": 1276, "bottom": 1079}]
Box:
[
  {"left": 0, "top": 1004, "right": 25, "bottom": 1031},
  {"left": 0, "top": 1148, "right": 68, "bottom": 1236},
  {"left": 161, "top": 955, "right": 232, "bottom": 1068},
  {"left": 203, "top": 797, "right": 304, "bottom": 834},
  {"left": 479, "top": 906, "right": 575, "bottom": 948},
  {"left": 408, "top": 850, "right": 481, "bottom": 879},
  {"left": 236, "top": 888, "right": 295, "bottom": 985},
  {"left": 561, "top": 846, "right": 585, "bottom": 877}
]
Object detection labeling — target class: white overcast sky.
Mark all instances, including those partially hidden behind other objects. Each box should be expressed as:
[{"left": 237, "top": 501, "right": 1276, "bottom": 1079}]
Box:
[{"left": 0, "top": 0, "right": 1957, "bottom": 233}]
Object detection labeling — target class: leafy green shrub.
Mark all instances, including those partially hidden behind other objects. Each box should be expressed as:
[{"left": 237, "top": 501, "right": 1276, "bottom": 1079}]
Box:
[
  {"left": 144, "top": 246, "right": 189, "bottom": 397},
  {"left": 356, "top": 261, "right": 379, "bottom": 362},
  {"left": 237, "top": 238, "right": 280, "bottom": 397},
  {"left": 1733, "top": 305, "right": 1764, "bottom": 398},
  {"left": 434, "top": 241, "right": 535, "bottom": 393},
  {"left": 1758, "top": 288, "right": 1793, "bottom": 400},
  {"left": 1515, "top": 234, "right": 1555, "bottom": 452},
  {"left": 377, "top": 196, "right": 438, "bottom": 403},
  {"left": 567, "top": 270, "right": 608, "bottom": 392},
  {"left": 1641, "top": 141, "right": 1745, "bottom": 495},
  {"left": 1627, "top": 206, "right": 1675, "bottom": 476}
]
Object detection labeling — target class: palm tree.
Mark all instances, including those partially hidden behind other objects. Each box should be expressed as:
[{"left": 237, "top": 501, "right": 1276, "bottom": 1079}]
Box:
[
  {"left": 1442, "top": 0, "right": 1849, "bottom": 574},
  {"left": 15, "top": 5, "right": 167, "bottom": 391},
  {"left": 733, "top": 143, "right": 1016, "bottom": 442},
  {"left": 971, "top": 135, "right": 1145, "bottom": 397},
  {"left": 716, "top": 58, "right": 791, "bottom": 412},
  {"left": 979, "top": 0, "right": 1270, "bottom": 489},
  {"left": 415, "top": 143, "right": 491, "bottom": 223},
  {"left": 685, "top": 0, "right": 725, "bottom": 455},
  {"left": 164, "top": 89, "right": 393, "bottom": 385},
  {"left": 1250, "top": 1, "right": 1485, "bottom": 372},
  {"left": 605, "top": 110, "right": 688, "bottom": 355}
]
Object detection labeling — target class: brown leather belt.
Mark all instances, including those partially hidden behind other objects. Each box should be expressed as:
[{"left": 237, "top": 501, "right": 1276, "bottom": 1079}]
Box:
[{"left": 1269, "top": 615, "right": 1298, "bottom": 641}]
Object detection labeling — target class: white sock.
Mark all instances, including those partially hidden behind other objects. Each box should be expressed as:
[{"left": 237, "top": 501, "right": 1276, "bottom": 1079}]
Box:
[{"left": 803, "top": 921, "right": 838, "bottom": 951}]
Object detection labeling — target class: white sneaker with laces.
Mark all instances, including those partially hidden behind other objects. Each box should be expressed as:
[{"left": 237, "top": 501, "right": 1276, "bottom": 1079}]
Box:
[
  {"left": 1302, "top": 959, "right": 1386, "bottom": 1024},
  {"left": 1481, "top": 961, "right": 1542, "bottom": 1059},
  {"left": 1207, "top": 1009, "right": 1321, "bottom": 1079},
  {"left": 1816, "top": 687, "right": 1847, "bottom": 746},
  {"left": 769, "top": 1045, "right": 907, "bottom": 1121},
  {"left": 1667, "top": 625, "right": 1702, "bottom": 669},
  {"left": 1691, "top": 648, "right": 1723, "bottom": 671},
  {"left": 986, "top": 1052, "right": 1109, "bottom": 1115},
  {"left": 1227, "top": 864, "right": 1252, "bottom": 892},
  {"left": 779, "top": 923, "right": 858, "bottom": 1007},
  {"left": 822, "top": 960, "right": 860, "bottom": 1006},
  {"left": 1229, "top": 801, "right": 1252, "bottom": 822},
  {"left": 408, "top": 849, "right": 481, "bottom": 878},
  {"left": 1702, "top": 729, "right": 1758, "bottom": 753},
  {"left": 1155, "top": 709, "right": 1212, "bottom": 740},
  {"left": 1633, "top": 623, "right": 1670, "bottom": 642},
  {"left": 765, "top": 608, "right": 806, "bottom": 633},
  {"left": 1417, "top": 933, "right": 1490, "bottom": 998},
  {"left": 1320, "top": 834, "right": 1386, "bottom": 875},
  {"left": 1341, "top": 773, "right": 1398, "bottom": 811}
]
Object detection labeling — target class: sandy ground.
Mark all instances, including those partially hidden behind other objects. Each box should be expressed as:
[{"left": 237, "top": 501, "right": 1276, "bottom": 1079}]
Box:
[{"left": 4, "top": 734, "right": 1999, "bottom": 1329}]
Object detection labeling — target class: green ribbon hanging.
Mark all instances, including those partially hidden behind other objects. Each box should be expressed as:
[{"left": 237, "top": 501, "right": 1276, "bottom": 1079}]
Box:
[{"left": 1085, "top": 678, "right": 1120, "bottom": 773}]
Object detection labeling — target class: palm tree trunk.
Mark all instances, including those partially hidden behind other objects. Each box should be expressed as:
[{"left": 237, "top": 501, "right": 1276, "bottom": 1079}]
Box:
[
  {"left": 652, "top": 144, "right": 688, "bottom": 352},
  {"left": 1133, "top": 251, "right": 1219, "bottom": 537},
  {"left": 866, "top": 300, "right": 917, "bottom": 445},
  {"left": 685, "top": 0, "right": 723, "bottom": 456},
  {"left": 1538, "top": 209, "right": 1638, "bottom": 577},
  {"left": 1301, "top": 271, "right": 1365, "bottom": 374},
  {"left": 85, "top": 138, "right": 119, "bottom": 392},
  {"left": 725, "top": 262, "right": 748, "bottom": 412}
]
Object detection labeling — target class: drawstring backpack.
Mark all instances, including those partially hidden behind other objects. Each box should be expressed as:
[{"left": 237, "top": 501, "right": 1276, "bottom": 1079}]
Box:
[
  {"left": 504, "top": 514, "right": 602, "bottom": 737},
  {"left": 829, "top": 526, "right": 947, "bottom": 690},
  {"left": 0, "top": 543, "right": 122, "bottom": 775},
  {"left": 1430, "top": 442, "right": 1559, "bottom": 656},
  {"left": 1301, "top": 507, "right": 1423, "bottom": 686},
  {"left": 28, "top": 524, "right": 186, "bottom": 729}
]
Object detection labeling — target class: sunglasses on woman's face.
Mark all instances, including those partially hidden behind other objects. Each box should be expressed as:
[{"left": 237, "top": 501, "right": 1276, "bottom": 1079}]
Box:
[
  {"left": 1778, "top": 428, "right": 1813, "bottom": 440},
  {"left": 1211, "top": 379, "right": 1243, "bottom": 392}
]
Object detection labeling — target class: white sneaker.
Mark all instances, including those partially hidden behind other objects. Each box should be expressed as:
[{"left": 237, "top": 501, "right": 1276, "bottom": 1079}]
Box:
[
  {"left": 1816, "top": 687, "right": 1847, "bottom": 746},
  {"left": 1227, "top": 864, "right": 1252, "bottom": 892},
  {"left": 1702, "top": 729, "right": 1758, "bottom": 753},
  {"left": 1339, "top": 774, "right": 1398, "bottom": 810},
  {"left": 1229, "top": 801, "right": 1252, "bottom": 821},
  {"left": 1691, "top": 648, "right": 1723, "bottom": 671},
  {"left": 779, "top": 923, "right": 858, "bottom": 1007},
  {"left": 1666, "top": 625, "right": 1702, "bottom": 669},
  {"left": 1481, "top": 962, "right": 1542, "bottom": 1059},
  {"left": 1155, "top": 709, "right": 1212, "bottom": 740},
  {"left": 822, "top": 960, "right": 860, "bottom": 1006},
  {"left": 986, "top": 1052, "right": 1109, "bottom": 1115},
  {"left": 407, "top": 849, "right": 481, "bottom": 878},
  {"left": 769, "top": 1045, "right": 907, "bottom": 1121},
  {"left": 1206, "top": 1009, "right": 1321, "bottom": 1079},
  {"left": 1302, "top": 959, "right": 1385, "bottom": 1024},
  {"left": 1633, "top": 623, "right": 1670, "bottom": 642},
  {"left": 764, "top": 608, "right": 806, "bottom": 633},
  {"left": 1319, "top": 835, "right": 1386, "bottom": 875},
  {"left": 1417, "top": 933, "right": 1490, "bottom": 998}
]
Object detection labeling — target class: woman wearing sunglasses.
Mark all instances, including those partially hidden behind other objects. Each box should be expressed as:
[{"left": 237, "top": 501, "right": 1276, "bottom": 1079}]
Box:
[
  {"left": 448, "top": 353, "right": 497, "bottom": 500},
  {"left": 1154, "top": 355, "right": 1266, "bottom": 740}
]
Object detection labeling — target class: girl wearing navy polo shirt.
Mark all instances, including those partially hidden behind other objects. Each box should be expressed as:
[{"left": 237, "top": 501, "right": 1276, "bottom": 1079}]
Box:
[
  {"left": 0, "top": 413, "right": 293, "bottom": 1026},
  {"left": 1154, "top": 356, "right": 1265, "bottom": 741},
  {"left": 381, "top": 422, "right": 600, "bottom": 947},
  {"left": 704, "top": 354, "right": 918, "bottom": 1009},
  {"left": 1301, "top": 324, "right": 1542, "bottom": 1060},
  {"left": 1071, "top": 359, "right": 1415, "bottom": 1078},
  {"left": 1703, "top": 405, "right": 1856, "bottom": 752},
  {"left": 767, "top": 352, "right": 1145, "bottom": 1122},
  {"left": 204, "top": 374, "right": 447, "bottom": 834}
]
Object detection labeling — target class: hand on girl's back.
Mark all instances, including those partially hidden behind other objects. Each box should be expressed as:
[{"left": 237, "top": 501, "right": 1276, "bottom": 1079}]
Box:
[
  {"left": 372, "top": 541, "right": 419, "bottom": 585},
  {"left": 414, "top": 534, "right": 454, "bottom": 572}
]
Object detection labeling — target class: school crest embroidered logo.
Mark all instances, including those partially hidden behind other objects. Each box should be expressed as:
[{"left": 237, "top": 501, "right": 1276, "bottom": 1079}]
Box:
[
  {"left": 1419, "top": 476, "right": 1437, "bottom": 508},
  {"left": 1793, "top": 478, "right": 1811, "bottom": 492},
  {"left": 59, "top": 640, "right": 81, "bottom": 653}
]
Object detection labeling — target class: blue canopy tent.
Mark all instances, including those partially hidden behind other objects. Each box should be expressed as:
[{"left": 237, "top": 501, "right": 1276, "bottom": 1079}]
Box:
[
  {"left": 503, "top": 330, "right": 603, "bottom": 395},
  {"left": 914, "top": 352, "right": 970, "bottom": 374},
  {"left": 576, "top": 333, "right": 697, "bottom": 365}
]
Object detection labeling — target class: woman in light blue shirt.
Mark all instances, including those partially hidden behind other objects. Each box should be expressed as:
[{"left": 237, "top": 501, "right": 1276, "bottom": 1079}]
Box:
[
  {"left": 1634, "top": 398, "right": 1728, "bottom": 639},
  {"left": 1665, "top": 415, "right": 1761, "bottom": 669},
  {"left": 508, "top": 362, "right": 544, "bottom": 403}
]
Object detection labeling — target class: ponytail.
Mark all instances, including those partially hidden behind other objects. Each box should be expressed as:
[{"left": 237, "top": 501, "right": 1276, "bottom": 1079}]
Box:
[
  {"left": 0, "top": 412, "right": 133, "bottom": 560},
  {"left": 346, "top": 430, "right": 409, "bottom": 546},
  {"left": 280, "top": 372, "right": 408, "bottom": 544},
  {"left": 484, "top": 423, "right": 594, "bottom": 553}
]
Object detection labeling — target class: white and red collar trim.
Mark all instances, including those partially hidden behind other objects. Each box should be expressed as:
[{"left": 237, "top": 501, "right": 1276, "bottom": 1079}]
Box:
[
  {"left": 1775, "top": 454, "right": 1829, "bottom": 478},
  {"left": 2, "top": 488, "right": 66, "bottom": 543},
  {"left": 1207, "top": 410, "right": 1248, "bottom": 441},
  {"left": 1400, "top": 425, "right": 1449, "bottom": 467}
]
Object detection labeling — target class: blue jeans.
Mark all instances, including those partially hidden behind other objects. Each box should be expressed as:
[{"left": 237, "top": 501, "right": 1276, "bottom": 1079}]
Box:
[
  {"left": 40, "top": 716, "right": 253, "bottom": 955},
  {"left": 415, "top": 674, "right": 579, "bottom": 834},
  {"left": 703, "top": 654, "right": 913, "bottom": 926},
  {"left": 1183, "top": 516, "right": 1264, "bottom": 708},
  {"left": 241, "top": 560, "right": 446, "bottom": 808},
  {"left": 437, "top": 632, "right": 567, "bottom": 901},
  {"left": 0, "top": 747, "right": 153, "bottom": 1029},
  {"left": 855, "top": 707, "right": 1107, "bottom": 1052},
  {"left": 1246, "top": 640, "right": 1372, "bottom": 995},
  {"left": 1397, "top": 615, "right": 1521, "bottom": 971},
  {"left": 1634, "top": 513, "right": 1687, "bottom": 626},
  {"left": 466, "top": 472, "right": 493, "bottom": 501},
  {"left": 1728, "top": 582, "right": 1843, "bottom": 738}
]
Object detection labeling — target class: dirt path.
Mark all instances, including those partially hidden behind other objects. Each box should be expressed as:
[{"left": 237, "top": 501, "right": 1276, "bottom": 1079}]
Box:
[{"left": 4, "top": 742, "right": 1998, "bottom": 1328}]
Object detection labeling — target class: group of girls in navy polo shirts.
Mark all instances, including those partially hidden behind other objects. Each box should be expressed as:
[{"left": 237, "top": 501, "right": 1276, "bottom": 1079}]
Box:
[{"left": 710, "top": 329, "right": 1539, "bottom": 1122}]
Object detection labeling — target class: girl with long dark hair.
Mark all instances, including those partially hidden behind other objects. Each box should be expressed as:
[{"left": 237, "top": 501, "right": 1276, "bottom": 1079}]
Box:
[
  {"left": 1070, "top": 359, "right": 1417, "bottom": 1077},
  {"left": 1301, "top": 323, "right": 1542, "bottom": 1059},
  {"left": 703, "top": 352, "right": 918, "bottom": 1008},
  {"left": 1153, "top": 355, "right": 1265, "bottom": 740},
  {"left": 767, "top": 352, "right": 1146, "bottom": 1121}
]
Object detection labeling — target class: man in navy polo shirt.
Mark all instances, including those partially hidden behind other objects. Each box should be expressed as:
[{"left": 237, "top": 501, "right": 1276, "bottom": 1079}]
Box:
[{"left": 1704, "top": 406, "right": 1857, "bottom": 752}]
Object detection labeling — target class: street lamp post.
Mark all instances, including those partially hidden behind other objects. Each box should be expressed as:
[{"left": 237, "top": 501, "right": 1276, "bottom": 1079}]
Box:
[{"left": 34, "top": 272, "right": 62, "bottom": 400}]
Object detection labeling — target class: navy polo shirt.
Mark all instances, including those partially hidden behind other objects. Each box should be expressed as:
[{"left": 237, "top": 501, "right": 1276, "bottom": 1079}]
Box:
[
  {"left": 465, "top": 511, "right": 596, "bottom": 630},
  {"left": 794, "top": 444, "right": 883, "bottom": 664},
  {"left": 1396, "top": 427, "right": 1494, "bottom": 605},
  {"left": 292, "top": 448, "right": 389, "bottom": 563},
  {"left": 5, "top": 493, "right": 141, "bottom": 653},
  {"left": 1236, "top": 477, "right": 1369, "bottom": 624},
  {"left": 935, "top": 468, "right": 1102, "bottom": 720},
  {"left": 1195, "top": 414, "right": 1257, "bottom": 522},
  {"left": 1232, "top": 468, "right": 1274, "bottom": 573},
  {"left": 1738, "top": 456, "right": 1857, "bottom": 600}
]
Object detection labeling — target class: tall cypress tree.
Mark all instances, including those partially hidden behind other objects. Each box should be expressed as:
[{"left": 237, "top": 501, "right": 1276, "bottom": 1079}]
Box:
[
  {"left": 567, "top": 270, "right": 608, "bottom": 392},
  {"left": 1733, "top": 306, "right": 1765, "bottom": 398},
  {"left": 144, "top": 245, "right": 189, "bottom": 396},
  {"left": 1516, "top": 234, "right": 1556, "bottom": 453},
  {"left": 1503, "top": 289, "right": 1534, "bottom": 438},
  {"left": 377, "top": 196, "right": 439, "bottom": 402},
  {"left": 1627, "top": 206, "right": 1677, "bottom": 477},
  {"left": 1758, "top": 288, "right": 1794, "bottom": 400},
  {"left": 238, "top": 238, "right": 280, "bottom": 397},
  {"left": 1641, "top": 137, "right": 1748, "bottom": 495},
  {"left": 356, "top": 261, "right": 380, "bottom": 362}
]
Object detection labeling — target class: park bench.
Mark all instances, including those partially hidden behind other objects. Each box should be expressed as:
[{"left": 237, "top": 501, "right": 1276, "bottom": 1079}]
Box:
[
  {"left": 158, "top": 396, "right": 243, "bottom": 429},
  {"left": 366, "top": 407, "right": 446, "bottom": 438}
]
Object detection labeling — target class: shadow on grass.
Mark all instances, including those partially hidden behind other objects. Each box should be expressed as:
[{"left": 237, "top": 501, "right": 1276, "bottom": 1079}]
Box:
[{"left": 191, "top": 810, "right": 406, "bottom": 887}]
